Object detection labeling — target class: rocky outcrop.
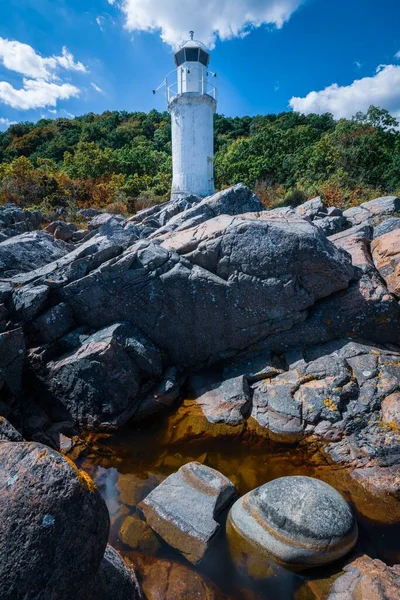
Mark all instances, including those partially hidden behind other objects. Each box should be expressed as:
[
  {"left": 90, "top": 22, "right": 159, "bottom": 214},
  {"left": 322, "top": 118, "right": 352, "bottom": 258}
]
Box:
[
  {"left": 139, "top": 461, "right": 237, "bottom": 564},
  {"left": 46, "top": 220, "right": 78, "bottom": 242},
  {"left": 371, "top": 229, "right": 400, "bottom": 298},
  {"left": 228, "top": 476, "right": 358, "bottom": 571},
  {"left": 0, "top": 204, "right": 42, "bottom": 240},
  {"left": 0, "top": 231, "right": 68, "bottom": 277},
  {"left": 327, "top": 555, "right": 400, "bottom": 600}
]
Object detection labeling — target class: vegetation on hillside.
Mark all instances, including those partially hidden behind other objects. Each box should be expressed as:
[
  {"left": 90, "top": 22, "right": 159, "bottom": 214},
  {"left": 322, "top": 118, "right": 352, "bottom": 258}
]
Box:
[{"left": 0, "top": 105, "right": 399, "bottom": 217}]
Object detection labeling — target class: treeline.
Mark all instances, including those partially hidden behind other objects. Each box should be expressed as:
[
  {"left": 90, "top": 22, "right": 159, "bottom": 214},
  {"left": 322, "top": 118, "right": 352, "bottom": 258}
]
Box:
[{"left": 0, "top": 105, "right": 399, "bottom": 216}]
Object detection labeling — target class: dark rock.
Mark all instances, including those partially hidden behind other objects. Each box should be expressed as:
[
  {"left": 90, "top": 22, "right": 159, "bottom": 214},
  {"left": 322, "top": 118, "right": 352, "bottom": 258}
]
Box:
[
  {"left": 12, "top": 283, "right": 49, "bottom": 321},
  {"left": 139, "top": 461, "right": 237, "bottom": 564},
  {"left": 72, "top": 228, "right": 90, "bottom": 242},
  {"left": 92, "top": 544, "right": 142, "bottom": 600},
  {"left": 0, "top": 204, "right": 42, "bottom": 238},
  {"left": 0, "top": 442, "right": 109, "bottom": 600},
  {"left": 0, "top": 231, "right": 68, "bottom": 277},
  {"left": 46, "top": 220, "right": 78, "bottom": 242},
  {"left": 0, "top": 416, "right": 24, "bottom": 441},
  {"left": 0, "top": 328, "right": 25, "bottom": 398},
  {"left": 327, "top": 207, "right": 343, "bottom": 217},
  {"left": 61, "top": 211, "right": 354, "bottom": 367},
  {"left": 227, "top": 476, "right": 358, "bottom": 570},
  {"left": 133, "top": 367, "right": 181, "bottom": 421},
  {"left": 327, "top": 555, "right": 400, "bottom": 600},
  {"left": 128, "top": 194, "right": 201, "bottom": 230},
  {"left": 33, "top": 323, "right": 142, "bottom": 429},
  {"left": 78, "top": 208, "right": 101, "bottom": 219},
  {"left": 313, "top": 215, "right": 350, "bottom": 236},
  {"left": 373, "top": 217, "right": 400, "bottom": 239},
  {"left": 31, "top": 302, "right": 75, "bottom": 343},
  {"left": 119, "top": 514, "right": 161, "bottom": 554}
]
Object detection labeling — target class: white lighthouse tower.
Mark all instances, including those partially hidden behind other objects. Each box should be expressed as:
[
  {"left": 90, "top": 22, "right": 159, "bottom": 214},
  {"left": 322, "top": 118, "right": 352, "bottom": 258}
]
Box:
[{"left": 155, "top": 32, "right": 218, "bottom": 199}]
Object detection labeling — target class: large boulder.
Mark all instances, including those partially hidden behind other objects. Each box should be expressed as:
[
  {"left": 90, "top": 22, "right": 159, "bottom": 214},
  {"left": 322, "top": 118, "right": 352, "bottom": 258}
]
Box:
[
  {"left": 371, "top": 229, "right": 400, "bottom": 298},
  {"left": 92, "top": 545, "right": 142, "bottom": 600},
  {"left": 360, "top": 195, "right": 400, "bottom": 216},
  {"left": 0, "top": 204, "right": 42, "bottom": 239},
  {"left": 0, "top": 442, "right": 109, "bottom": 600},
  {"left": 139, "top": 461, "right": 237, "bottom": 564},
  {"left": 228, "top": 476, "right": 358, "bottom": 571},
  {"left": 327, "top": 555, "right": 400, "bottom": 600},
  {"left": 295, "top": 196, "right": 327, "bottom": 219},
  {"left": 0, "top": 231, "right": 68, "bottom": 277},
  {"left": 61, "top": 212, "right": 354, "bottom": 367}
]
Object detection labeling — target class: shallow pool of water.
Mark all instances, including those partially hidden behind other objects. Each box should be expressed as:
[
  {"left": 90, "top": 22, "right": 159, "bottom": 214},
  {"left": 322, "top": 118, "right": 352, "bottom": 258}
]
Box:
[{"left": 76, "top": 409, "right": 400, "bottom": 600}]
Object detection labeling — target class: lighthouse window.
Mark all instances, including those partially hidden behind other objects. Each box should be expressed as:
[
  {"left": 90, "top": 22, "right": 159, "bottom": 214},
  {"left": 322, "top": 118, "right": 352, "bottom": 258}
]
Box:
[
  {"left": 185, "top": 48, "right": 199, "bottom": 62},
  {"left": 199, "top": 50, "right": 209, "bottom": 66},
  {"left": 174, "top": 49, "right": 185, "bottom": 66}
]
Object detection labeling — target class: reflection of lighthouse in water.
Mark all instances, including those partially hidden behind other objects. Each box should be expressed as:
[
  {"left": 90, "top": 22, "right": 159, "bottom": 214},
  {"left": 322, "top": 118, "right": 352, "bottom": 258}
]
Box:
[{"left": 154, "top": 31, "right": 218, "bottom": 199}]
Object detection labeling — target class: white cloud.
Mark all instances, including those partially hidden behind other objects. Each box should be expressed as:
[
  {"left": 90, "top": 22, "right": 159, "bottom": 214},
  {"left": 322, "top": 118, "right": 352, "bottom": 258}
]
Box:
[
  {"left": 395, "top": 50, "right": 400, "bottom": 59},
  {"left": 289, "top": 64, "right": 400, "bottom": 120},
  {"left": 119, "top": 0, "right": 304, "bottom": 48},
  {"left": 0, "top": 78, "right": 80, "bottom": 110},
  {"left": 91, "top": 82, "right": 106, "bottom": 95},
  {"left": 96, "top": 16, "right": 105, "bottom": 31},
  {"left": 0, "top": 38, "right": 86, "bottom": 80},
  {"left": 0, "top": 117, "right": 16, "bottom": 130},
  {"left": 107, "top": 0, "right": 116, "bottom": 4}
]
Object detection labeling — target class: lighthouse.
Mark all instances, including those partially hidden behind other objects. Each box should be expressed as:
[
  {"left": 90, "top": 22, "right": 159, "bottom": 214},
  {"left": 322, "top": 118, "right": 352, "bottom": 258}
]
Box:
[{"left": 155, "top": 32, "right": 218, "bottom": 199}]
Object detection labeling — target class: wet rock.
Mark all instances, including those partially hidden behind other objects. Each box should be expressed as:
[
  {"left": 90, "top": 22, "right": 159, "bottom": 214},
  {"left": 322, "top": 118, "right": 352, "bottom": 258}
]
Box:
[
  {"left": 62, "top": 210, "right": 354, "bottom": 367},
  {"left": 93, "top": 544, "right": 142, "bottom": 600},
  {"left": 139, "top": 461, "right": 237, "bottom": 564},
  {"left": 327, "top": 555, "right": 400, "bottom": 600},
  {"left": 0, "top": 231, "right": 68, "bottom": 277},
  {"left": 295, "top": 196, "right": 327, "bottom": 219},
  {"left": 190, "top": 374, "right": 251, "bottom": 425},
  {"left": 119, "top": 513, "right": 161, "bottom": 554},
  {"left": 0, "top": 441, "right": 109, "bottom": 600},
  {"left": 129, "top": 553, "right": 228, "bottom": 600},
  {"left": 32, "top": 323, "right": 143, "bottom": 429},
  {"left": 351, "top": 465, "right": 400, "bottom": 499},
  {"left": 117, "top": 473, "right": 162, "bottom": 507},
  {"left": 133, "top": 367, "right": 182, "bottom": 420},
  {"left": 0, "top": 416, "right": 24, "bottom": 441},
  {"left": 373, "top": 216, "right": 400, "bottom": 239},
  {"left": 371, "top": 229, "right": 400, "bottom": 298},
  {"left": 228, "top": 476, "right": 358, "bottom": 571}
]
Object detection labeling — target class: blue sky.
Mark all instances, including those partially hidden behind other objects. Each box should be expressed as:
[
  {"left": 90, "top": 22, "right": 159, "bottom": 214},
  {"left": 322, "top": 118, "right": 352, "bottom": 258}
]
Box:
[{"left": 1, "top": 0, "right": 400, "bottom": 130}]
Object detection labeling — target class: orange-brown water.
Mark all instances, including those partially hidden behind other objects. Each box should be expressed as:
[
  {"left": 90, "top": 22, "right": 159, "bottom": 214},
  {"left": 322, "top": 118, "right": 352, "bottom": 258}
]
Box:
[{"left": 76, "top": 407, "right": 400, "bottom": 600}]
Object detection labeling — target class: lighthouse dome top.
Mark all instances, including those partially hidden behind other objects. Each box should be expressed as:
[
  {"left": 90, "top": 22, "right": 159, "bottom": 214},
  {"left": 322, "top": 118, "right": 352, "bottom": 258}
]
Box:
[{"left": 174, "top": 34, "right": 210, "bottom": 67}]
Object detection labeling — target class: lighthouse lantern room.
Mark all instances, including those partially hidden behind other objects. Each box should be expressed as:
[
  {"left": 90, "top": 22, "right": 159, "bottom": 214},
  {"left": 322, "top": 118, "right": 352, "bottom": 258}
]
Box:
[{"left": 154, "top": 32, "right": 218, "bottom": 199}]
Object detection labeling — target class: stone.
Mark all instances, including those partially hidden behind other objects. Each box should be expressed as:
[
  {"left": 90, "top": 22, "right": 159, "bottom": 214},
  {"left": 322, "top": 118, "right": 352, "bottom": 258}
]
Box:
[
  {"left": 12, "top": 283, "right": 49, "bottom": 321},
  {"left": 371, "top": 229, "right": 400, "bottom": 298},
  {"left": 129, "top": 553, "right": 228, "bottom": 600},
  {"left": 133, "top": 367, "right": 182, "bottom": 420},
  {"left": 31, "top": 302, "right": 75, "bottom": 343},
  {"left": 0, "top": 416, "right": 24, "bottom": 441},
  {"left": 327, "top": 555, "right": 400, "bottom": 600},
  {"left": 117, "top": 473, "right": 162, "bottom": 507},
  {"left": 46, "top": 220, "right": 77, "bottom": 242},
  {"left": 190, "top": 374, "right": 251, "bottom": 425},
  {"left": 373, "top": 217, "right": 400, "bottom": 239},
  {"left": 330, "top": 223, "right": 374, "bottom": 270},
  {"left": 0, "top": 328, "right": 25, "bottom": 397},
  {"left": 343, "top": 206, "right": 372, "bottom": 226},
  {"left": 89, "top": 212, "right": 126, "bottom": 230},
  {"left": 129, "top": 194, "right": 201, "bottom": 232},
  {"left": 78, "top": 208, "right": 101, "bottom": 219},
  {"left": 61, "top": 210, "right": 354, "bottom": 367},
  {"left": 32, "top": 323, "right": 142, "bottom": 429},
  {"left": 295, "top": 196, "right": 327, "bottom": 219},
  {"left": 313, "top": 216, "right": 350, "bottom": 236},
  {"left": 0, "top": 442, "right": 109, "bottom": 600},
  {"left": 0, "top": 230, "right": 68, "bottom": 277},
  {"left": 360, "top": 195, "right": 400, "bottom": 216},
  {"left": 119, "top": 514, "right": 161, "bottom": 554},
  {"left": 73, "top": 228, "right": 90, "bottom": 242},
  {"left": 227, "top": 476, "right": 358, "bottom": 571},
  {"left": 0, "top": 204, "right": 42, "bottom": 238},
  {"left": 139, "top": 461, "right": 237, "bottom": 564},
  {"left": 92, "top": 544, "right": 142, "bottom": 600},
  {"left": 381, "top": 392, "right": 400, "bottom": 427}
]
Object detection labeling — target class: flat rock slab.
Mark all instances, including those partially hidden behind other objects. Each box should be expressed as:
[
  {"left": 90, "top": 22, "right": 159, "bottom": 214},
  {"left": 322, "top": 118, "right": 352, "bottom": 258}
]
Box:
[
  {"left": 228, "top": 476, "right": 358, "bottom": 571},
  {"left": 0, "top": 230, "right": 68, "bottom": 277},
  {"left": 139, "top": 461, "right": 237, "bottom": 564},
  {"left": 190, "top": 374, "right": 251, "bottom": 425}
]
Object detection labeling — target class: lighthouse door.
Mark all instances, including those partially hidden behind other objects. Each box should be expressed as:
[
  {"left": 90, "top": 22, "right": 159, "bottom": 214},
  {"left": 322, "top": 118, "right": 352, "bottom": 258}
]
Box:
[{"left": 207, "top": 156, "right": 214, "bottom": 194}]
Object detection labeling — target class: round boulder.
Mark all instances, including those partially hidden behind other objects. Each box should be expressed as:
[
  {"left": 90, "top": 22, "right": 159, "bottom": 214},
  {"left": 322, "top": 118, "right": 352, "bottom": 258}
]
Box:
[
  {"left": 0, "top": 442, "right": 110, "bottom": 600},
  {"left": 227, "top": 476, "right": 358, "bottom": 572}
]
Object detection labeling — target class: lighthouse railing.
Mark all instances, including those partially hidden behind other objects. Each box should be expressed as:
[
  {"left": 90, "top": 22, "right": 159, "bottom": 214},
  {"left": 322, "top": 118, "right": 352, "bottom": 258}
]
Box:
[{"left": 166, "top": 76, "right": 218, "bottom": 103}]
